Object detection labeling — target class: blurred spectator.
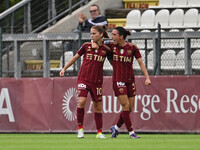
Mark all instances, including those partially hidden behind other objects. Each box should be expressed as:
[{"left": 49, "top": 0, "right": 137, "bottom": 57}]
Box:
[
  {"left": 63, "top": 4, "right": 108, "bottom": 52},
  {"left": 77, "top": 4, "right": 108, "bottom": 32}
]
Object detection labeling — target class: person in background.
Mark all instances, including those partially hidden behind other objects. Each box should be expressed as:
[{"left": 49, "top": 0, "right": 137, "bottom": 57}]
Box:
[
  {"left": 60, "top": 25, "right": 111, "bottom": 139},
  {"left": 64, "top": 4, "right": 108, "bottom": 52},
  {"left": 78, "top": 4, "right": 108, "bottom": 32}
]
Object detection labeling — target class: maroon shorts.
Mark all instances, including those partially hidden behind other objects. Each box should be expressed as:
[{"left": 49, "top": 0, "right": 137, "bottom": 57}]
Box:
[
  {"left": 77, "top": 80, "right": 102, "bottom": 102},
  {"left": 113, "top": 81, "right": 136, "bottom": 97}
]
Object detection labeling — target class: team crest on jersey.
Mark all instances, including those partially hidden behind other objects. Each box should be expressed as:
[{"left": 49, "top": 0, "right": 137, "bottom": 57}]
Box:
[
  {"left": 119, "top": 88, "right": 124, "bottom": 93},
  {"left": 120, "top": 49, "right": 124, "bottom": 54},
  {"left": 95, "top": 49, "right": 98, "bottom": 53},
  {"left": 87, "top": 46, "right": 91, "bottom": 51},
  {"left": 113, "top": 47, "right": 116, "bottom": 53},
  {"left": 127, "top": 50, "right": 132, "bottom": 55}
]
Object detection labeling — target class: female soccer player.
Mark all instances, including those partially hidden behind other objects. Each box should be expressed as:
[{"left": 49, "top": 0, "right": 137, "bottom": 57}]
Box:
[
  {"left": 60, "top": 25, "right": 111, "bottom": 139},
  {"left": 108, "top": 27, "right": 151, "bottom": 138}
]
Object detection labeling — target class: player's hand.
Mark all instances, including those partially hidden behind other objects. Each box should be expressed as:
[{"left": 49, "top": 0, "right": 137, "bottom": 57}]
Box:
[
  {"left": 59, "top": 69, "right": 65, "bottom": 77},
  {"left": 145, "top": 78, "right": 151, "bottom": 85}
]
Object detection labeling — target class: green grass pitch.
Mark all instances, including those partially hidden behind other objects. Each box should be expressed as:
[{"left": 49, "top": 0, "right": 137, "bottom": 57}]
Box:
[{"left": 0, "top": 133, "right": 200, "bottom": 150}]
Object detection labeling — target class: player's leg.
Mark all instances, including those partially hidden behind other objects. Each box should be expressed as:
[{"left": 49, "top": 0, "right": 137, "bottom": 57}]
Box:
[
  {"left": 77, "top": 81, "right": 88, "bottom": 138},
  {"left": 117, "top": 95, "right": 131, "bottom": 131},
  {"left": 93, "top": 101, "right": 102, "bottom": 132},
  {"left": 117, "top": 95, "right": 140, "bottom": 138},
  {"left": 126, "top": 82, "right": 140, "bottom": 138},
  {"left": 77, "top": 97, "right": 86, "bottom": 138},
  {"left": 91, "top": 83, "right": 105, "bottom": 138},
  {"left": 77, "top": 97, "right": 87, "bottom": 128},
  {"left": 115, "top": 82, "right": 136, "bottom": 127},
  {"left": 112, "top": 97, "right": 134, "bottom": 137},
  {"left": 129, "top": 96, "right": 135, "bottom": 112},
  {"left": 128, "top": 82, "right": 136, "bottom": 112},
  {"left": 127, "top": 96, "right": 140, "bottom": 138},
  {"left": 115, "top": 96, "right": 134, "bottom": 129},
  {"left": 111, "top": 82, "right": 128, "bottom": 138},
  {"left": 93, "top": 101, "right": 105, "bottom": 138}
]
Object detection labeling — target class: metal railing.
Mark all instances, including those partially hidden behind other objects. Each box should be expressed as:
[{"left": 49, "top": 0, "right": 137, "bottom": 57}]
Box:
[
  {"left": 1, "top": 29, "right": 200, "bottom": 78},
  {"left": 0, "top": 0, "right": 31, "bottom": 33},
  {"left": 31, "top": 0, "right": 90, "bottom": 33},
  {"left": 2, "top": 33, "right": 79, "bottom": 78},
  {"left": 127, "top": 31, "right": 198, "bottom": 76},
  {"left": 0, "top": 0, "right": 91, "bottom": 34}
]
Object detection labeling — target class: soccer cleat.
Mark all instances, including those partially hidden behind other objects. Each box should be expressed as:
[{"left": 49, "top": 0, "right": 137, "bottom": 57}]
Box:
[
  {"left": 96, "top": 133, "right": 106, "bottom": 139},
  {"left": 130, "top": 133, "right": 140, "bottom": 139},
  {"left": 77, "top": 129, "right": 84, "bottom": 138},
  {"left": 110, "top": 126, "right": 118, "bottom": 138}
]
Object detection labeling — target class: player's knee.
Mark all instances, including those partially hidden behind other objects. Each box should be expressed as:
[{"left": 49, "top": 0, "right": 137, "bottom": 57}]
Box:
[
  {"left": 121, "top": 103, "right": 129, "bottom": 110},
  {"left": 78, "top": 100, "right": 86, "bottom": 108},
  {"left": 78, "top": 103, "right": 84, "bottom": 108},
  {"left": 94, "top": 106, "right": 101, "bottom": 113},
  {"left": 94, "top": 109, "right": 101, "bottom": 113}
]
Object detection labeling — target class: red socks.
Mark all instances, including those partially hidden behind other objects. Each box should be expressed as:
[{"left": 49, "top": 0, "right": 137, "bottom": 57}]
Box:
[
  {"left": 122, "top": 111, "right": 134, "bottom": 132},
  {"left": 95, "top": 112, "right": 102, "bottom": 133},
  {"left": 116, "top": 112, "right": 124, "bottom": 128},
  {"left": 77, "top": 108, "right": 103, "bottom": 133},
  {"left": 77, "top": 109, "right": 132, "bottom": 132},
  {"left": 77, "top": 108, "right": 84, "bottom": 129},
  {"left": 117, "top": 111, "right": 131, "bottom": 128}
]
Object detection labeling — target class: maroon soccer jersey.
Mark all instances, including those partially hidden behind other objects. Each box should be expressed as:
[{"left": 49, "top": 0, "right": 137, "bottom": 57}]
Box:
[
  {"left": 108, "top": 42, "right": 141, "bottom": 82},
  {"left": 77, "top": 42, "right": 111, "bottom": 84}
]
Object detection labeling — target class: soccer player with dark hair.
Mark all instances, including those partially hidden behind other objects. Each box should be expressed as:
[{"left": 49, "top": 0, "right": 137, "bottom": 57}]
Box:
[
  {"left": 108, "top": 27, "right": 151, "bottom": 138},
  {"left": 60, "top": 25, "right": 111, "bottom": 139}
]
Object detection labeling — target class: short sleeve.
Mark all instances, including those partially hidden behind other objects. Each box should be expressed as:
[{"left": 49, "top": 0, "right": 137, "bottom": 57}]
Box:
[
  {"left": 77, "top": 43, "right": 86, "bottom": 56},
  {"left": 134, "top": 45, "right": 142, "bottom": 59}
]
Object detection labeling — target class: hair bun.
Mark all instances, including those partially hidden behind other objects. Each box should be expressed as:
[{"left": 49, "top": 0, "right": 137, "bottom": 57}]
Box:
[{"left": 126, "top": 31, "right": 131, "bottom": 35}]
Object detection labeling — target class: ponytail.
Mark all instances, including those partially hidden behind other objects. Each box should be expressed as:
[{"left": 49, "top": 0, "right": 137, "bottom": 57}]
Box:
[{"left": 102, "top": 26, "right": 109, "bottom": 38}]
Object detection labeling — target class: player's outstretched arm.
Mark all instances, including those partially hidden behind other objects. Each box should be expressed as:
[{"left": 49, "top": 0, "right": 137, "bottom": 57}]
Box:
[
  {"left": 137, "top": 58, "right": 151, "bottom": 85},
  {"left": 59, "top": 53, "right": 80, "bottom": 77}
]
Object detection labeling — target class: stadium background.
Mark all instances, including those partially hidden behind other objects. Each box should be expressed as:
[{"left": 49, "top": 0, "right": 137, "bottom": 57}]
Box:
[{"left": 0, "top": 0, "right": 200, "bottom": 133}]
